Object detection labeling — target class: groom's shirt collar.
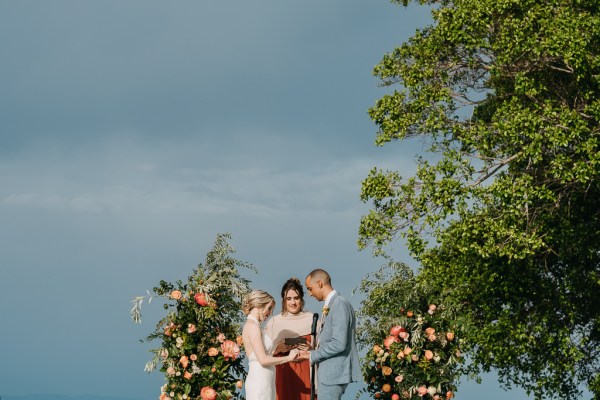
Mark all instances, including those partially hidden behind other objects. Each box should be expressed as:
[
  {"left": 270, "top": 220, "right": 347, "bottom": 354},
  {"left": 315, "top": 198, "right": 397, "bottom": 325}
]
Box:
[{"left": 324, "top": 290, "right": 337, "bottom": 308}]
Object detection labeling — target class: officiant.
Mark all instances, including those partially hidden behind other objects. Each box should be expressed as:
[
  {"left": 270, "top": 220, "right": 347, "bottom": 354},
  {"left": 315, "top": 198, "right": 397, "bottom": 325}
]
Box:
[{"left": 265, "top": 277, "right": 315, "bottom": 400}]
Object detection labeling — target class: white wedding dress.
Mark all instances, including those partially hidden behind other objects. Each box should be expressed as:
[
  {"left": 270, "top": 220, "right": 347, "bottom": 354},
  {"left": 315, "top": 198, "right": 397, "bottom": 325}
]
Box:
[{"left": 245, "top": 316, "right": 276, "bottom": 400}]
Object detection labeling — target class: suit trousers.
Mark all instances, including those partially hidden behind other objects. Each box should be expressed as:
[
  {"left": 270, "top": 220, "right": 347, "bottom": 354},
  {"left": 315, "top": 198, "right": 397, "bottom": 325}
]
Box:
[{"left": 317, "top": 382, "right": 348, "bottom": 400}]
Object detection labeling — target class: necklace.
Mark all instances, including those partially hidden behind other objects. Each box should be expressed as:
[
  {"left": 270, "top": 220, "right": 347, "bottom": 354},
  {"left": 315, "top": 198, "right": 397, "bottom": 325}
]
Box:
[{"left": 247, "top": 315, "right": 260, "bottom": 324}]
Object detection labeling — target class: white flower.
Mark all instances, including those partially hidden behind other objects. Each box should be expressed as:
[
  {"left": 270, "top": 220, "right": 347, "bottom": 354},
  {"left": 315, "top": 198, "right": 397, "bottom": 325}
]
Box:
[{"left": 428, "top": 386, "right": 437, "bottom": 396}]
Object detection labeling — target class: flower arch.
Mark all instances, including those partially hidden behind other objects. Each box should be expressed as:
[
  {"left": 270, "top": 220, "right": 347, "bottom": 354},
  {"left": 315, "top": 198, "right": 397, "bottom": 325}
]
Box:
[{"left": 131, "top": 233, "right": 256, "bottom": 400}]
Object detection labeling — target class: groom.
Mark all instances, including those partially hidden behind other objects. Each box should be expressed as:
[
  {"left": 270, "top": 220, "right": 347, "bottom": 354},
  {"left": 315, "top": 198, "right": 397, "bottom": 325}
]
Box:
[{"left": 300, "top": 268, "right": 360, "bottom": 400}]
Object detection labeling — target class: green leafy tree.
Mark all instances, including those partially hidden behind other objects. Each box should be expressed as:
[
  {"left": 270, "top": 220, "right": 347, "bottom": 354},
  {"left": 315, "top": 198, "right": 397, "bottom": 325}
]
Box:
[
  {"left": 358, "top": 0, "right": 600, "bottom": 398},
  {"left": 131, "top": 233, "right": 256, "bottom": 400}
]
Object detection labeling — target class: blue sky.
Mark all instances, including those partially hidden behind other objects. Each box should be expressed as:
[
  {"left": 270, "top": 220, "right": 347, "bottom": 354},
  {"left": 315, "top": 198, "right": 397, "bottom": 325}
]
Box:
[{"left": 0, "top": 1, "right": 531, "bottom": 399}]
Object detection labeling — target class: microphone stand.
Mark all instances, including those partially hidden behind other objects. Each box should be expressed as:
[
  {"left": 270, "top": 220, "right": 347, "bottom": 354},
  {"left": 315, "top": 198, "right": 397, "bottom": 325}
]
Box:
[{"left": 310, "top": 312, "right": 319, "bottom": 400}]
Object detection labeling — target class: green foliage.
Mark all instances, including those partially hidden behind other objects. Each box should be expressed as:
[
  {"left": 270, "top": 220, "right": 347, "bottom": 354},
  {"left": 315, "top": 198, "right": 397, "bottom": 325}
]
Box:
[
  {"left": 359, "top": 0, "right": 600, "bottom": 398},
  {"left": 131, "top": 233, "right": 256, "bottom": 400},
  {"left": 355, "top": 261, "right": 471, "bottom": 399}
]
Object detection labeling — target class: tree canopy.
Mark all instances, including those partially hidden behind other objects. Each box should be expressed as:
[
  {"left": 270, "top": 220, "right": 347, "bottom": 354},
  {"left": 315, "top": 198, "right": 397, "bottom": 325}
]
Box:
[{"left": 359, "top": 0, "right": 600, "bottom": 397}]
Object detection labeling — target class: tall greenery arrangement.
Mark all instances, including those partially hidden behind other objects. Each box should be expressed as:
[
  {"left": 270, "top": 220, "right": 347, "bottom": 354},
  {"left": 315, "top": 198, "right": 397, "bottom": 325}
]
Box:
[
  {"left": 359, "top": 0, "right": 600, "bottom": 397},
  {"left": 131, "top": 233, "right": 255, "bottom": 400}
]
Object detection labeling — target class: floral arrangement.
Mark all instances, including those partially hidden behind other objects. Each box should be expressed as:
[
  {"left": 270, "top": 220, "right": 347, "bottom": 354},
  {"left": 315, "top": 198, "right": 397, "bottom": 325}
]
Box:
[
  {"left": 360, "top": 305, "right": 463, "bottom": 399},
  {"left": 355, "top": 261, "right": 470, "bottom": 400},
  {"left": 131, "top": 233, "right": 256, "bottom": 400}
]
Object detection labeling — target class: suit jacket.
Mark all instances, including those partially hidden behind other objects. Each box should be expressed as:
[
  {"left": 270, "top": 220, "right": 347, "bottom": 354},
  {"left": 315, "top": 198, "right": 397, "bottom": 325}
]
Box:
[{"left": 310, "top": 292, "right": 361, "bottom": 385}]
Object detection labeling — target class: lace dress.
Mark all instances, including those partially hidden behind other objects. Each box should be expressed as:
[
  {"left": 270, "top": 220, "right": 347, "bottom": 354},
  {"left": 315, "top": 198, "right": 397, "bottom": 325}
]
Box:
[{"left": 245, "top": 316, "right": 276, "bottom": 400}]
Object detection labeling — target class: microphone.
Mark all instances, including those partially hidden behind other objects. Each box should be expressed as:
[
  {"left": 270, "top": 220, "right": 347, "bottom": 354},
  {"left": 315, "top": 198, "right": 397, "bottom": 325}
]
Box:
[{"left": 311, "top": 312, "right": 319, "bottom": 336}]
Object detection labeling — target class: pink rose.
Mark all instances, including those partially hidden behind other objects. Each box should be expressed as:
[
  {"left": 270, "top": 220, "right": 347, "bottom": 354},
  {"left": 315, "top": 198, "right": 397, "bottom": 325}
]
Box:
[
  {"left": 399, "top": 331, "right": 410, "bottom": 341},
  {"left": 428, "top": 304, "right": 437, "bottom": 311},
  {"left": 236, "top": 380, "right": 243, "bottom": 389},
  {"left": 446, "top": 391, "right": 454, "bottom": 399},
  {"left": 403, "top": 346, "right": 412, "bottom": 355},
  {"left": 164, "top": 322, "right": 176, "bottom": 337},
  {"left": 200, "top": 386, "right": 217, "bottom": 400},
  {"left": 166, "top": 366, "right": 175, "bottom": 376},
  {"left": 190, "top": 354, "right": 197, "bottom": 361},
  {"left": 425, "top": 327, "right": 435, "bottom": 336},
  {"left": 383, "top": 335, "right": 398, "bottom": 349},
  {"left": 446, "top": 332, "right": 455, "bottom": 341},
  {"left": 208, "top": 347, "right": 219, "bottom": 357},
  {"left": 187, "top": 324, "right": 197, "bottom": 333},
  {"left": 217, "top": 333, "right": 226, "bottom": 343},
  {"left": 417, "top": 386, "right": 428, "bottom": 396},
  {"left": 411, "top": 354, "right": 419, "bottom": 362},
  {"left": 428, "top": 334, "right": 437, "bottom": 341},
  {"left": 170, "top": 290, "right": 182, "bottom": 300},
  {"left": 221, "top": 339, "right": 241, "bottom": 360},
  {"left": 394, "top": 375, "right": 404, "bottom": 383},
  {"left": 389, "top": 325, "right": 405, "bottom": 337},
  {"left": 183, "top": 371, "right": 192, "bottom": 379},
  {"left": 160, "top": 349, "right": 169, "bottom": 359},
  {"left": 391, "top": 395, "right": 400, "bottom": 400},
  {"left": 424, "top": 350, "right": 434, "bottom": 360},
  {"left": 194, "top": 292, "right": 208, "bottom": 306}
]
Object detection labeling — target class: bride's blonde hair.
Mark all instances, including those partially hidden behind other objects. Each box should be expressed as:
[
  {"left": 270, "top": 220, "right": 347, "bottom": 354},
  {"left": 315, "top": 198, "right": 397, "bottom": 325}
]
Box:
[{"left": 242, "top": 290, "right": 275, "bottom": 315}]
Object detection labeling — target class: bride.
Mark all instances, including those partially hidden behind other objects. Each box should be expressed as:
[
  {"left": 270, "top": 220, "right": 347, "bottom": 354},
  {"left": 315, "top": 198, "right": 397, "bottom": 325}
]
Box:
[{"left": 242, "top": 290, "right": 299, "bottom": 400}]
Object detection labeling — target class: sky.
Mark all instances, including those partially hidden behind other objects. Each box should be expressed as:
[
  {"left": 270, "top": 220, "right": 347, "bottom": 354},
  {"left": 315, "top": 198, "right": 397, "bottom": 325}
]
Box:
[{"left": 0, "top": 1, "right": 532, "bottom": 399}]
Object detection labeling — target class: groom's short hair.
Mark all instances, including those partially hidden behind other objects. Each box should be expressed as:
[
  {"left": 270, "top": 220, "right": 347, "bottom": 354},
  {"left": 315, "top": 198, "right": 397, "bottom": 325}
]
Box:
[{"left": 307, "top": 268, "right": 331, "bottom": 285}]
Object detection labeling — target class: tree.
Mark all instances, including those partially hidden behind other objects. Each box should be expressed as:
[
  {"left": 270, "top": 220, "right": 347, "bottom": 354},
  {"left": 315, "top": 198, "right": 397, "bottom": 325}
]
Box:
[{"left": 358, "top": 0, "right": 600, "bottom": 397}]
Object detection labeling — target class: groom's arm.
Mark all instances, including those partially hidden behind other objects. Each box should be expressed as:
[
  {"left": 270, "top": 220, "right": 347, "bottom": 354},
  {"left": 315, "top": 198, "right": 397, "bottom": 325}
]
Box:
[{"left": 310, "top": 299, "right": 352, "bottom": 364}]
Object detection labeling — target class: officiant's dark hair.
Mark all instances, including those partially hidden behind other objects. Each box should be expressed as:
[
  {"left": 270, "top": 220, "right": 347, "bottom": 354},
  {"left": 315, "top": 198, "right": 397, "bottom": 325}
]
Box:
[{"left": 280, "top": 277, "right": 305, "bottom": 314}]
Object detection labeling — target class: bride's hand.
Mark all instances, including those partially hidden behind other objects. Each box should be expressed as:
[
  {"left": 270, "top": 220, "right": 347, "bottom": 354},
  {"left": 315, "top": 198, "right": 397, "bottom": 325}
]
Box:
[{"left": 287, "top": 349, "right": 299, "bottom": 362}]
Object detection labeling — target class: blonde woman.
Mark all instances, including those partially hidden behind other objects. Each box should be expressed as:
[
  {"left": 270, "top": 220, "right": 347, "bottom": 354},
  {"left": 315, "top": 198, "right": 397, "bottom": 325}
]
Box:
[{"left": 242, "top": 290, "right": 299, "bottom": 400}]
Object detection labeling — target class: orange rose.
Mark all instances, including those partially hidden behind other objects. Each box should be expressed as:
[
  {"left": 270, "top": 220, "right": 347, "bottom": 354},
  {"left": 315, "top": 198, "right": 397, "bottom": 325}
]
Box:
[
  {"left": 403, "top": 346, "right": 412, "bottom": 355},
  {"left": 382, "top": 384, "right": 391, "bottom": 393},
  {"left": 383, "top": 335, "right": 398, "bottom": 349},
  {"left": 381, "top": 366, "right": 392, "bottom": 376},
  {"left": 391, "top": 394, "right": 400, "bottom": 400},
  {"left": 195, "top": 292, "right": 208, "bottom": 306},
  {"left": 373, "top": 345, "right": 383, "bottom": 354},
  {"left": 236, "top": 335, "right": 243, "bottom": 346},
  {"left": 417, "top": 386, "right": 428, "bottom": 396},
  {"left": 208, "top": 347, "right": 219, "bottom": 357},
  {"left": 183, "top": 371, "right": 192, "bottom": 379},
  {"left": 446, "top": 391, "right": 454, "bottom": 399},
  {"left": 187, "top": 324, "right": 197, "bottom": 333},
  {"left": 200, "top": 386, "right": 217, "bottom": 400},
  {"left": 170, "top": 290, "right": 182, "bottom": 300},
  {"left": 424, "top": 350, "right": 434, "bottom": 360},
  {"left": 221, "top": 339, "right": 241, "bottom": 360},
  {"left": 406, "top": 310, "right": 414, "bottom": 317},
  {"left": 446, "top": 332, "right": 455, "bottom": 341},
  {"left": 425, "top": 327, "right": 435, "bottom": 336},
  {"left": 179, "top": 355, "right": 189, "bottom": 368},
  {"left": 236, "top": 380, "right": 244, "bottom": 389},
  {"left": 190, "top": 354, "right": 198, "bottom": 361}
]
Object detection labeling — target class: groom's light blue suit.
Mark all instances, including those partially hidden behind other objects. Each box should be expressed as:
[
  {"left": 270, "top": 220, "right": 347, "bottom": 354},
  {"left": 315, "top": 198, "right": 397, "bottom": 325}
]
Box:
[{"left": 310, "top": 292, "right": 361, "bottom": 399}]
